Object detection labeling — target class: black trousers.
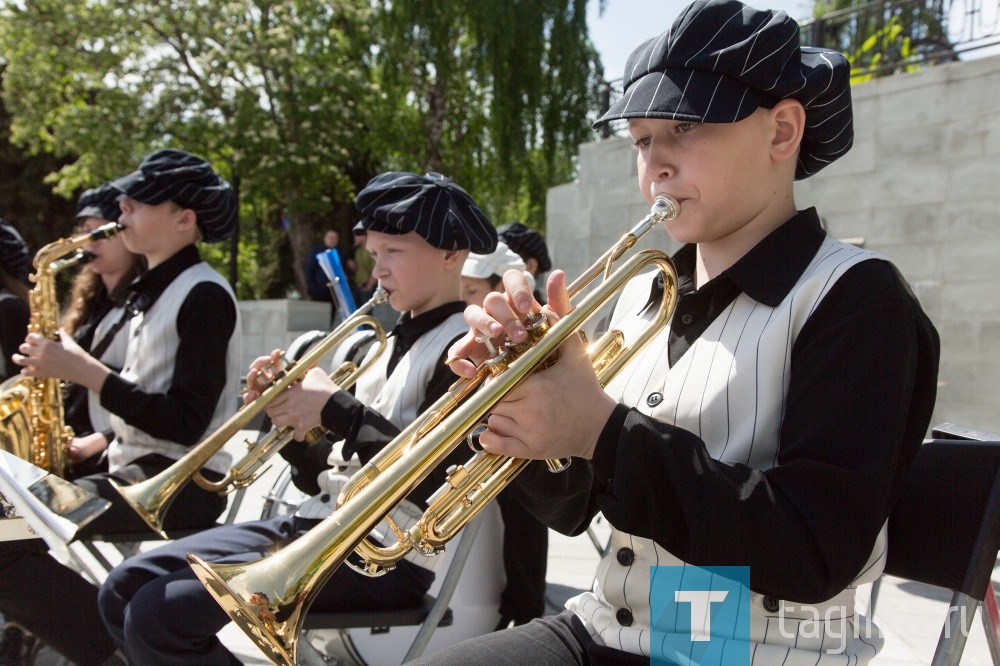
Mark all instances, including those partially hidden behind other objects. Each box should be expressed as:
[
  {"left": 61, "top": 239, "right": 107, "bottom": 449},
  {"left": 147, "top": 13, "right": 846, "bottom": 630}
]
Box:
[
  {"left": 0, "top": 453, "right": 227, "bottom": 666},
  {"left": 405, "top": 609, "right": 649, "bottom": 666},
  {"left": 98, "top": 514, "right": 434, "bottom": 665},
  {"left": 496, "top": 488, "right": 549, "bottom": 625}
]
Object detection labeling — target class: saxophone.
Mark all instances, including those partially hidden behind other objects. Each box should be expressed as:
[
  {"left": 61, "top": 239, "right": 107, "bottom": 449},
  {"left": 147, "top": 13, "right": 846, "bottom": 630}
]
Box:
[{"left": 0, "top": 222, "right": 123, "bottom": 477}]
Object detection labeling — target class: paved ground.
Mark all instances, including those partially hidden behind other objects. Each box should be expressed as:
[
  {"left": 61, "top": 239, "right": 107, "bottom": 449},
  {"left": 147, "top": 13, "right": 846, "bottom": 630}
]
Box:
[{"left": 26, "top": 432, "right": 1000, "bottom": 664}]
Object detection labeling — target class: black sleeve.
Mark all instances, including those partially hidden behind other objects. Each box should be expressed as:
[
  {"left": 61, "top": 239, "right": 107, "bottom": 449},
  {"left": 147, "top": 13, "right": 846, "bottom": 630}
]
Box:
[
  {"left": 100, "top": 282, "right": 237, "bottom": 445},
  {"left": 0, "top": 296, "right": 29, "bottom": 382},
  {"left": 586, "top": 260, "right": 940, "bottom": 603},
  {"left": 317, "top": 341, "right": 462, "bottom": 465},
  {"left": 279, "top": 335, "right": 466, "bottom": 496},
  {"left": 280, "top": 432, "right": 336, "bottom": 497}
]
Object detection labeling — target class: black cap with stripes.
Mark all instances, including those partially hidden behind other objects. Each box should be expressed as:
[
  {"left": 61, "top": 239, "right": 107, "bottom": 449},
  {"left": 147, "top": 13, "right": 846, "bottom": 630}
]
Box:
[
  {"left": 595, "top": 0, "right": 853, "bottom": 180},
  {"left": 497, "top": 222, "right": 552, "bottom": 274},
  {"left": 76, "top": 183, "right": 122, "bottom": 223},
  {"left": 354, "top": 172, "right": 497, "bottom": 254},
  {"left": 110, "top": 149, "right": 237, "bottom": 242},
  {"left": 0, "top": 219, "right": 31, "bottom": 284}
]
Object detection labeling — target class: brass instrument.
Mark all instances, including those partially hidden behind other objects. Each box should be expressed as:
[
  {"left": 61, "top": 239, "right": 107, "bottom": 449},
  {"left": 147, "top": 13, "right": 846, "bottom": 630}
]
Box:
[
  {"left": 110, "top": 288, "right": 390, "bottom": 538},
  {"left": 188, "top": 197, "right": 681, "bottom": 665},
  {"left": 0, "top": 222, "right": 122, "bottom": 478}
]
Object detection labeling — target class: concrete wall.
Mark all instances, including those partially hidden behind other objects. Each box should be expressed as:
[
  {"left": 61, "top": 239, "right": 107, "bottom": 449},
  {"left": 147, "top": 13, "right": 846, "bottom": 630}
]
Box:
[
  {"left": 237, "top": 299, "right": 331, "bottom": 373},
  {"left": 546, "top": 54, "right": 1000, "bottom": 433}
]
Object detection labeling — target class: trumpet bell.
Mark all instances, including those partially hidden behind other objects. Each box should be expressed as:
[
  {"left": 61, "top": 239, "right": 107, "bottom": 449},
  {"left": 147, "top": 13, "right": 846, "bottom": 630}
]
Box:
[{"left": 189, "top": 555, "right": 300, "bottom": 665}]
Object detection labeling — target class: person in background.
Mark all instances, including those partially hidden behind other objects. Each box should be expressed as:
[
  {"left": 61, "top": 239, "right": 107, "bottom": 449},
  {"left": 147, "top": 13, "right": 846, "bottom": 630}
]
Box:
[
  {"left": 497, "top": 221, "right": 552, "bottom": 304},
  {"left": 0, "top": 219, "right": 31, "bottom": 382},
  {"left": 3, "top": 149, "right": 241, "bottom": 666},
  {"left": 418, "top": 1, "right": 940, "bottom": 664},
  {"left": 306, "top": 228, "right": 354, "bottom": 323},
  {"left": 352, "top": 226, "right": 378, "bottom": 304},
  {"left": 460, "top": 241, "right": 533, "bottom": 308},
  {"left": 61, "top": 184, "right": 147, "bottom": 479},
  {"left": 460, "top": 242, "right": 551, "bottom": 628}
]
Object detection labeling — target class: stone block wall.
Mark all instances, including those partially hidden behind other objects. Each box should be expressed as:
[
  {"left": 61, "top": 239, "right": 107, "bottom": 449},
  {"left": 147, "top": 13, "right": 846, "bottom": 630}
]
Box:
[{"left": 546, "top": 54, "right": 1000, "bottom": 433}]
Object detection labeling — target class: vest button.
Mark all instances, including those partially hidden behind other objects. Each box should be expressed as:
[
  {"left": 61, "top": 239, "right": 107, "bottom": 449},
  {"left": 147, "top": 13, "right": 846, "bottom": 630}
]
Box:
[
  {"left": 681, "top": 313, "right": 694, "bottom": 325},
  {"left": 763, "top": 596, "right": 781, "bottom": 613},
  {"left": 616, "top": 608, "right": 633, "bottom": 626},
  {"left": 646, "top": 392, "right": 663, "bottom": 407},
  {"left": 320, "top": 494, "right": 331, "bottom": 503},
  {"left": 616, "top": 547, "right": 635, "bottom": 566}
]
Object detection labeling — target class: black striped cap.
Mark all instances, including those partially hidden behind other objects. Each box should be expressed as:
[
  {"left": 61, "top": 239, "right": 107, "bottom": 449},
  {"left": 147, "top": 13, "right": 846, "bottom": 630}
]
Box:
[
  {"left": 0, "top": 219, "right": 31, "bottom": 283},
  {"left": 110, "top": 149, "right": 237, "bottom": 242},
  {"left": 497, "top": 221, "right": 552, "bottom": 274},
  {"left": 354, "top": 172, "right": 497, "bottom": 254},
  {"left": 594, "top": 0, "right": 853, "bottom": 179},
  {"left": 76, "top": 183, "right": 122, "bottom": 223}
]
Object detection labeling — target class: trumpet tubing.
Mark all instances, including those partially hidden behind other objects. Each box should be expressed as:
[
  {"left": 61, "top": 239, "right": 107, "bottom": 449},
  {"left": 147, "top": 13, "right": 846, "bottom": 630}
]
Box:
[
  {"left": 0, "top": 222, "right": 122, "bottom": 478},
  {"left": 110, "top": 290, "right": 389, "bottom": 538},
  {"left": 188, "top": 196, "right": 680, "bottom": 665}
]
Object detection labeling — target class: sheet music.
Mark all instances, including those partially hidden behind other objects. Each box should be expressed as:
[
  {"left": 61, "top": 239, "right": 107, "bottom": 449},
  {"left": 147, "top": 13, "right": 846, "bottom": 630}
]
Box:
[
  {"left": 0, "top": 450, "right": 110, "bottom": 546},
  {"left": 0, "top": 489, "right": 39, "bottom": 542}
]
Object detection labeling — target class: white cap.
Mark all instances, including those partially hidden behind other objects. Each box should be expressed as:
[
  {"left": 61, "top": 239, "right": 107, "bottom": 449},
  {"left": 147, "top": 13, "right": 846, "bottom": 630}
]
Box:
[{"left": 462, "top": 241, "right": 526, "bottom": 280}]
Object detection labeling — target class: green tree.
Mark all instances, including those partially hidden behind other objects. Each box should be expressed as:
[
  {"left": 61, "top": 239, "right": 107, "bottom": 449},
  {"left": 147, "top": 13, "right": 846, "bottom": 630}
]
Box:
[
  {"left": 806, "top": 0, "right": 953, "bottom": 79},
  {"left": 374, "top": 0, "right": 603, "bottom": 229},
  {"left": 0, "top": 0, "right": 604, "bottom": 298}
]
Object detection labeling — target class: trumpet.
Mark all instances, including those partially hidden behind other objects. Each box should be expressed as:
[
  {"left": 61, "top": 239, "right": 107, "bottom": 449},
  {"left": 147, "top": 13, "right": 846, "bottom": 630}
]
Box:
[
  {"left": 110, "top": 288, "right": 390, "bottom": 538},
  {"left": 188, "top": 197, "right": 681, "bottom": 665}
]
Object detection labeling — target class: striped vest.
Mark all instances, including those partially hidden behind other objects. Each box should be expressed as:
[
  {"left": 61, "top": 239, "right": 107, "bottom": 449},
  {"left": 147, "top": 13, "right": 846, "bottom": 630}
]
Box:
[
  {"left": 295, "top": 311, "right": 468, "bottom": 572},
  {"left": 107, "top": 263, "right": 240, "bottom": 475},
  {"left": 568, "top": 238, "right": 889, "bottom": 665}
]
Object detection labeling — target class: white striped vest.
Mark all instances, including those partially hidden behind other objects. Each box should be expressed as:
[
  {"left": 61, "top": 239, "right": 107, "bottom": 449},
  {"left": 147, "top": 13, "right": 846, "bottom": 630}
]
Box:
[
  {"left": 107, "top": 263, "right": 241, "bottom": 475},
  {"left": 568, "top": 238, "right": 889, "bottom": 665},
  {"left": 87, "top": 304, "right": 130, "bottom": 436},
  {"left": 295, "top": 311, "right": 468, "bottom": 572}
]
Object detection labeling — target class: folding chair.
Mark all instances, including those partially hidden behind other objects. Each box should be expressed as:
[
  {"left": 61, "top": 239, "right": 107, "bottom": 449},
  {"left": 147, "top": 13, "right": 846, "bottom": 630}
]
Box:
[{"left": 873, "top": 423, "right": 1000, "bottom": 665}]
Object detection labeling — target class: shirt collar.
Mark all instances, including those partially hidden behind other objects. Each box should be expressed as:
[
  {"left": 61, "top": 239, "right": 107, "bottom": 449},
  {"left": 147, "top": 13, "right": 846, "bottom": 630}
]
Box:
[
  {"left": 723, "top": 208, "right": 826, "bottom": 307},
  {"left": 131, "top": 244, "right": 202, "bottom": 305},
  {"left": 391, "top": 300, "right": 467, "bottom": 341},
  {"left": 668, "top": 208, "right": 825, "bottom": 308}
]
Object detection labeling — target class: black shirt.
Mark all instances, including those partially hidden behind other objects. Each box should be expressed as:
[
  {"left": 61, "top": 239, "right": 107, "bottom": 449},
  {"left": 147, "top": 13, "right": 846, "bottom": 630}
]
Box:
[
  {"left": 282, "top": 301, "right": 470, "bottom": 505},
  {"left": 0, "top": 292, "right": 29, "bottom": 382},
  {"left": 100, "top": 244, "right": 238, "bottom": 446}
]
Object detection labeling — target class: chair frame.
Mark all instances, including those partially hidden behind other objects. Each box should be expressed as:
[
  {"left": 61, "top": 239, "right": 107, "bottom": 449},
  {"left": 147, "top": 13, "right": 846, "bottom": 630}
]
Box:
[{"left": 871, "top": 422, "right": 1000, "bottom": 665}]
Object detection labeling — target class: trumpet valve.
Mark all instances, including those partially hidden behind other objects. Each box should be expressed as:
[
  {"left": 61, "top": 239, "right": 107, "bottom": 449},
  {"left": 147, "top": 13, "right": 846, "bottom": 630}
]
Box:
[{"left": 410, "top": 524, "right": 443, "bottom": 557}]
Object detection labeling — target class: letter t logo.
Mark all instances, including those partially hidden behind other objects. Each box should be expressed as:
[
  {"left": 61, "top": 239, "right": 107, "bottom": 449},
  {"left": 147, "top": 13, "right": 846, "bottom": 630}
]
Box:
[{"left": 675, "top": 590, "right": 729, "bottom": 641}]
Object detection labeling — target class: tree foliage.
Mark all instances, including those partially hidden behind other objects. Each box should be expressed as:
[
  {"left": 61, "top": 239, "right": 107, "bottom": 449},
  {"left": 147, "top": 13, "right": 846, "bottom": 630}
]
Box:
[{"left": 0, "top": 0, "right": 604, "bottom": 299}]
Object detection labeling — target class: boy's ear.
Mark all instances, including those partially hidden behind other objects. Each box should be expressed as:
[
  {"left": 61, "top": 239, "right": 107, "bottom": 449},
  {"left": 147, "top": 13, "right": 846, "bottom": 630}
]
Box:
[
  {"left": 769, "top": 99, "right": 806, "bottom": 166},
  {"left": 442, "top": 248, "right": 468, "bottom": 269},
  {"left": 176, "top": 207, "right": 199, "bottom": 235}
]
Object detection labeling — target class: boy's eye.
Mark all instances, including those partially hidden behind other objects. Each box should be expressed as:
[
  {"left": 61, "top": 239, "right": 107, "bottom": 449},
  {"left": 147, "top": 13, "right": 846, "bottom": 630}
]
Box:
[
  {"left": 675, "top": 122, "right": 698, "bottom": 134},
  {"left": 630, "top": 136, "right": 652, "bottom": 152}
]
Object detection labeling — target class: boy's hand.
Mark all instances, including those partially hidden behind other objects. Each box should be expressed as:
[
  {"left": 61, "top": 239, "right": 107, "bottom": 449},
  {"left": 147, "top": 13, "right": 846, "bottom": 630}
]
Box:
[
  {"left": 451, "top": 270, "right": 618, "bottom": 461},
  {"left": 447, "top": 268, "right": 543, "bottom": 377},
  {"left": 264, "top": 367, "right": 338, "bottom": 441},
  {"left": 14, "top": 330, "right": 110, "bottom": 393},
  {"left": 243, "top": 349, "right": 285, "bottom": 404}
]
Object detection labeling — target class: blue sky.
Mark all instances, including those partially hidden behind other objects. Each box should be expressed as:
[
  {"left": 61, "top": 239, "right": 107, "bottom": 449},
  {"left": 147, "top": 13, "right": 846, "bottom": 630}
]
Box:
[{"left": 588, "top": 0, "right": 817, "bottom": 80}]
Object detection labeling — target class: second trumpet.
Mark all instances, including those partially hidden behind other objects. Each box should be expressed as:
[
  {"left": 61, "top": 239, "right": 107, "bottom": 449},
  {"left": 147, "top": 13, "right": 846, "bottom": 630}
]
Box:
[{"left": 110, "top": 288, "right": 389, "bottom": 538}]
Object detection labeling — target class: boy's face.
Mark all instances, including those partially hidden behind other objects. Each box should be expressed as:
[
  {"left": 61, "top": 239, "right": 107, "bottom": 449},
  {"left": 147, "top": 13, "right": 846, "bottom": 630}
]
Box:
[
  {"left": 79, "top": 216, "right": 134, "bottom": 283},
  {"left": 629, "top": 110, "right": 778, "bottom": 246},
  {"left": 460, "top": 276, "right": 494, "bottom": 309},
  {"left": 366, "top": 230, "right": 460, "bottom": 317},
  {"left": 118, "top": 196, "right": 192, "bottom": 266}
]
